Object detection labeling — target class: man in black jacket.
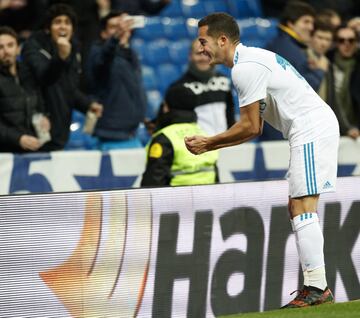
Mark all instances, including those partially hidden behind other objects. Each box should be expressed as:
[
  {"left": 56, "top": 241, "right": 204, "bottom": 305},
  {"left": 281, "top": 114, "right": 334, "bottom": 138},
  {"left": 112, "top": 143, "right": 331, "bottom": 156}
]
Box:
[
  {"left": 0, "top": 26, "right": 49, "bottom": 153},
  {"left": 86, "top": 11, "right": 146, "bottom": 150},
  {"left": 22, "top": 3, "right": 102, "bottom": 151}
]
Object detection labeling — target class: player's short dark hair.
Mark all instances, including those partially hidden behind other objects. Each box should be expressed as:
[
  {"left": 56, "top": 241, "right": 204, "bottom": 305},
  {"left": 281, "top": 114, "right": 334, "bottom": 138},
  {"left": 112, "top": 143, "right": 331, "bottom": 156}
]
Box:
[
  {"left": 198, "top": 12, "right": 240, "bottom": 42},
  {"left": 0, "top": 26, "right": 18, "bottom": 43},
  {"left": 280, "top": 1, "right": 316, "bottom": 25},
  {"left": 100, "top": 10, "right": 124, "bottom": 31},
  {"left": 44, "top": 3, "right": 77, "bottom": 30}
]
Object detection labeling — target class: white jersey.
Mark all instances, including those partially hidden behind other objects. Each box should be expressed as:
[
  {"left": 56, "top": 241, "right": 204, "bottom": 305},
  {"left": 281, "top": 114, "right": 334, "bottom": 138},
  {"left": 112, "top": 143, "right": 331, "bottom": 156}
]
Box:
[{"left": 231, "top": 44, "right": 339, "bottom": 147}]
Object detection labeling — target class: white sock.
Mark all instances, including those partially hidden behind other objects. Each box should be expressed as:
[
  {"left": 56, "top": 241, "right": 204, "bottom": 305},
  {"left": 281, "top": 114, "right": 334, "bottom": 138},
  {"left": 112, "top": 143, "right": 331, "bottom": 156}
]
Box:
[
  {"left": 292, "top": 212, "right": 327, "bottom": 290},
  {"left": 308, "top": 267, "right": 327, "bottom": 290},
  {"left": 290, "top": 219, "right": 310, "bottom": 287},
  {"left": 303, "top": 269, "right": 310, "bottom": 287}
]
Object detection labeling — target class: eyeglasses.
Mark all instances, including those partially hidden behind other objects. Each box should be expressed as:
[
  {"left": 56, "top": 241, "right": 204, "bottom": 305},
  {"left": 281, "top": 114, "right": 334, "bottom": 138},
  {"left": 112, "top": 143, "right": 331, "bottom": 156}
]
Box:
[{"left": 337, "top": 37, "right": 357, "bottom": 44}]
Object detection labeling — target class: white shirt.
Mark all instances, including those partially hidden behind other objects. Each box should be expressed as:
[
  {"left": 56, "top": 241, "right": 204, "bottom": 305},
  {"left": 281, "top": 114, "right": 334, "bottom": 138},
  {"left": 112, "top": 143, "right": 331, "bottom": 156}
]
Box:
[
  {"left": 231, "top": 44, "right": 339, "bottom": 147},
  {"left": 195, "top": 102, "right": 227, "bottom": 135}
]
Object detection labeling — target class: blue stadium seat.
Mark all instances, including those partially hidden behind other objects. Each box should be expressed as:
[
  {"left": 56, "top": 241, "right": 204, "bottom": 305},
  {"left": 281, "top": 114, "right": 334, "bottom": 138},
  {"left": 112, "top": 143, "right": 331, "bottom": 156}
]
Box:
[
  {"left": 257, "top": 18, "right": 279, "bottom": 44},
  {"left": 142, "top": 65, "right": 158, "bottom": 90},
  {"left": 131, "top": 38, "right": 146, "bottom": 63},
  {"left": 181, "top": 1, "right": 206, "bottom": 19},
  {"left": 169, "top": 39, "right": 191, "bottom": 65},
  {"left": 179, "top": 63, "right": 188, "bottom": 73},
  {"left": 242, "top": 38, "right": 267, "bottom": 48},
  {"left": 133, "top": 17, "right": 164, "bottom": 41},
  {"left": 216, "top": 64, "right": 231, "bottom": 78},
  {"left": 204, "top": 1, "right": 230, "bottom": 15},
  {"left": 143, "top": 40, "right": 171, "bottom": 65},
  {"left": 159, "top": 0, "right": 183, "bottom": 17},
  {"left": 238, "top": 18, "right": 279, "bottom": 47},
  {"left": 65, "top": 130, "right": 87, "bottom": 150},
  {"left": 71, "top": 110, "right": 85, "bottom": 126},
  {"left": 227, "top": 0, "right": 262, "bottom": 18},
  {"left": 157, "top": 63, "right": 181, "bottom": 94},
  {"left": 136, "top": 122, "right": 151, "bottom": 146},
  {"left": 163, "top": 17, "right": 189, "bottom": 40},
  {"left": 186, "top": 18, "right": 199, "bottom": 39},
  {"left": 66, "top": 111, "right": 99, "bottom": 150},
  {"left": 238, "top": 18, "right": 259, "bottom": 39},
  {"left": 146, "top": 90, "right": 163, "bottom": 119}
]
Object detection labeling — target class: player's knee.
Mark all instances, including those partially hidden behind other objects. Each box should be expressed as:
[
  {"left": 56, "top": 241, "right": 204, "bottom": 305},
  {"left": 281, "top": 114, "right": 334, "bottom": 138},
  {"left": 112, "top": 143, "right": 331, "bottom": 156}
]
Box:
[
  {"left": 289, "top": 195, "right": 319, "bottom": 217},
  {"left": 288, "top": 198, "right": 293, "bottom": 216}
]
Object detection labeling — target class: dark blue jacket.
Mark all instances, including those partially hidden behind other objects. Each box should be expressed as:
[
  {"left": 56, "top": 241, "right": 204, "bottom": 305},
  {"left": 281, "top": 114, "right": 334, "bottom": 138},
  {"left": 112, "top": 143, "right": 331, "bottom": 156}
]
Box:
[
  {"left": 266, "top": 26, "right": 324, "bottom": 91},
  {"left": 87, "top": 37, "right": 146, "bottom": 140}
]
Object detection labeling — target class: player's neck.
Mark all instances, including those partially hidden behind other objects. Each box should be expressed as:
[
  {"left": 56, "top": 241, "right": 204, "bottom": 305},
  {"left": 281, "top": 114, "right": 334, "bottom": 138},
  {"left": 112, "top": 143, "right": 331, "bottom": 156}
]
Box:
[{"left": 224, "top": 42, "right": 239, "bottom": 68}]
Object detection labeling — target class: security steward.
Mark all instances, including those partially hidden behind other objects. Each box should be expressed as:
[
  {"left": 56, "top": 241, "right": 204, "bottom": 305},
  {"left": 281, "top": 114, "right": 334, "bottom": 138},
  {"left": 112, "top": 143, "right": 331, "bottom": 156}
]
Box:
[{"left": 140, "top": 85, "right": 218, "bottom": 187}]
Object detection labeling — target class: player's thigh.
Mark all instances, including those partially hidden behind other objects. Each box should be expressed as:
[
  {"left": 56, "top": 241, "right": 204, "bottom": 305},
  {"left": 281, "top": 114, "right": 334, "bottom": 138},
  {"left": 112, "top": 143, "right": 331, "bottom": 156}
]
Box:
[{"left": 288, "top": 135, "right": 339, "bottom": 199}]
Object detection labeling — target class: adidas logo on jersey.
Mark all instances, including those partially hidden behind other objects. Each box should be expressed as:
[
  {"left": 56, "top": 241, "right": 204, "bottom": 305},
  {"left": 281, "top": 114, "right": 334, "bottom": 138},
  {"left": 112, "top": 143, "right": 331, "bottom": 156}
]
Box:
[{"left": 323, "top": 181, "right": 333, "bottom": 189}]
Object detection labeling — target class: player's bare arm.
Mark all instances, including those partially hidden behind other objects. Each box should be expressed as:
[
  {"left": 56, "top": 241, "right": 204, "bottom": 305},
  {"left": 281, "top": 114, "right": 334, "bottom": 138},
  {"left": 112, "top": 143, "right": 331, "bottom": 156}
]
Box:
[{"left": 185, "top": 100, "right": 263, "bottom": 155}]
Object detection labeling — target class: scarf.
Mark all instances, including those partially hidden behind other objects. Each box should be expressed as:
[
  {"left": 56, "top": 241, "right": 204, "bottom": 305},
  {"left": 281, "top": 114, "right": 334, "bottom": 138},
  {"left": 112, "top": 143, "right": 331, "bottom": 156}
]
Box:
[
  {"left": 334, "top": 51, "right": 356, "bottom": 125},
  {"left": 187, "top": 61, "right": 216, "bottom": 82}
]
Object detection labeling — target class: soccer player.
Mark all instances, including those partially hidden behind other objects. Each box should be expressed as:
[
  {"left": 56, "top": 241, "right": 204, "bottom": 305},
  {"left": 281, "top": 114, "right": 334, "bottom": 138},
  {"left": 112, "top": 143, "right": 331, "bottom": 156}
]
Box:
[{"left": 185, "top": 12, "right": 339, "bottom": 308}]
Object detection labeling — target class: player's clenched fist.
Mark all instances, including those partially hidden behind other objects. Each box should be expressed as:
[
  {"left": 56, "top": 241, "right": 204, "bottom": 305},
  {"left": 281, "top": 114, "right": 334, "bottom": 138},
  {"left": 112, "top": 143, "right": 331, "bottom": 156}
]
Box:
[{"left": 184, "top": 135, "right": 209, "bottom": 155}]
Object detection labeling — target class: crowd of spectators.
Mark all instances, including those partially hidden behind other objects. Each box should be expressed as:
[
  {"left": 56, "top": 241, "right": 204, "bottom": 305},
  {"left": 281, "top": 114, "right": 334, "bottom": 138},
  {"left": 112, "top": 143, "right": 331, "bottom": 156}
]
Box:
[
  {"left": 260, "top": 0, "right": 360, "bottom": 141},
  {"left": 0, "top": 0, "right": 359, "bottom": 155}
]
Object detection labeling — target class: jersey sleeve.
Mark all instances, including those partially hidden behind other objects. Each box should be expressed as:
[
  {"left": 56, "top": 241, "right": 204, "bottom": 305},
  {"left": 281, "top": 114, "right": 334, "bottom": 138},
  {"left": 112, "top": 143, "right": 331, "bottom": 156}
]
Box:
[{"left": 232, "top": 62, "right": 271, "bottom": 108}]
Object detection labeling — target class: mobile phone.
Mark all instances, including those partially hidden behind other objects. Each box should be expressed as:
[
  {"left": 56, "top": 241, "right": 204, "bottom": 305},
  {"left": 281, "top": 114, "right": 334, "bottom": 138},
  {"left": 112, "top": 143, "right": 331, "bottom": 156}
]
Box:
[{"left": 125, "top": 15, "right": 146, "bottom": 29}]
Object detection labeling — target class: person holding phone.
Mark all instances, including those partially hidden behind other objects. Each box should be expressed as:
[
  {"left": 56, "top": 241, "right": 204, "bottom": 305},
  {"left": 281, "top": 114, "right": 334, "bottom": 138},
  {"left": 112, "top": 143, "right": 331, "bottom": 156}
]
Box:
[{"left": 85, "top": 11, "right": 146, "bottom": 150}]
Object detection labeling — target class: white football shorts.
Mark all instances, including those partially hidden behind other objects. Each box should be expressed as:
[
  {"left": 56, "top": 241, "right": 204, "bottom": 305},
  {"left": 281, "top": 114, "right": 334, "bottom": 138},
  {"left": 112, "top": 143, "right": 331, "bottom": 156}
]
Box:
[{"left": 287, "top": 134, "right": 339, "bottom": 198}]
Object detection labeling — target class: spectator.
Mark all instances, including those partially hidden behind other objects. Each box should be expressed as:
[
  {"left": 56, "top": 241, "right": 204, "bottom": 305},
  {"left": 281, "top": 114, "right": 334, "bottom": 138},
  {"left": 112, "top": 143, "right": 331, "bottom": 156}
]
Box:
[
  {"left": 327, "top": 25, "right": 360, "bottom": 139},
  {"left": 154, "top": 40, "right": 235, "bottom": 136},
  {"left": 307, "top": 20, "right": 334, "bottom": 100},
  {"left": 111, "top": 0, "right": 170, "bottom": 16},
  {"left": 86, "top": 11, "right": 146, "bottom": 150},
  {"left": 47, "top": 0, "right": 111, "bottom": 88},
  {"left": 316, "top": 9, "right": 342, "bottom": 30},
  {"left": 263, "top": 1, "right": 327, "bottom": 141},
  {"left": 261, "top": 0, "right": 287, "bottom": 18},
  {"left": 141, "top": 87, "right": 218, "bottom": 187},
  {"left": 266, "top": 1, "right": 325, "bottom": 91},
  {"left": 0, "top": 26, "right": 50, "bottom": 153},
  {"left": 307, "top": 0, "right": 359, "bottom": 20},
  {"left": 21, "top": 3, "right": 102, "bottom": 151},
  {"left": 348, "top": 17, "right": 360, "bottom": 38}
]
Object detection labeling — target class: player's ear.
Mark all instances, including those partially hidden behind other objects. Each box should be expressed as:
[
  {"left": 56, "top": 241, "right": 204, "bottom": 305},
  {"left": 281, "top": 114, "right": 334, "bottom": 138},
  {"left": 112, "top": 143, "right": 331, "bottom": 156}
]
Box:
[{"left": 218, "top": 35, "right": 227, "bottom": 47}]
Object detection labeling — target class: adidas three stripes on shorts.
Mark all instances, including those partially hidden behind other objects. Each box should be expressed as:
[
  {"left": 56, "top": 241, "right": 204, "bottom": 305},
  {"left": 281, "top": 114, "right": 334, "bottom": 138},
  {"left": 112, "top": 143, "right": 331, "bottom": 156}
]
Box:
[{"left": 287, "top": 135, "right": 339, "bottom": 198}]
